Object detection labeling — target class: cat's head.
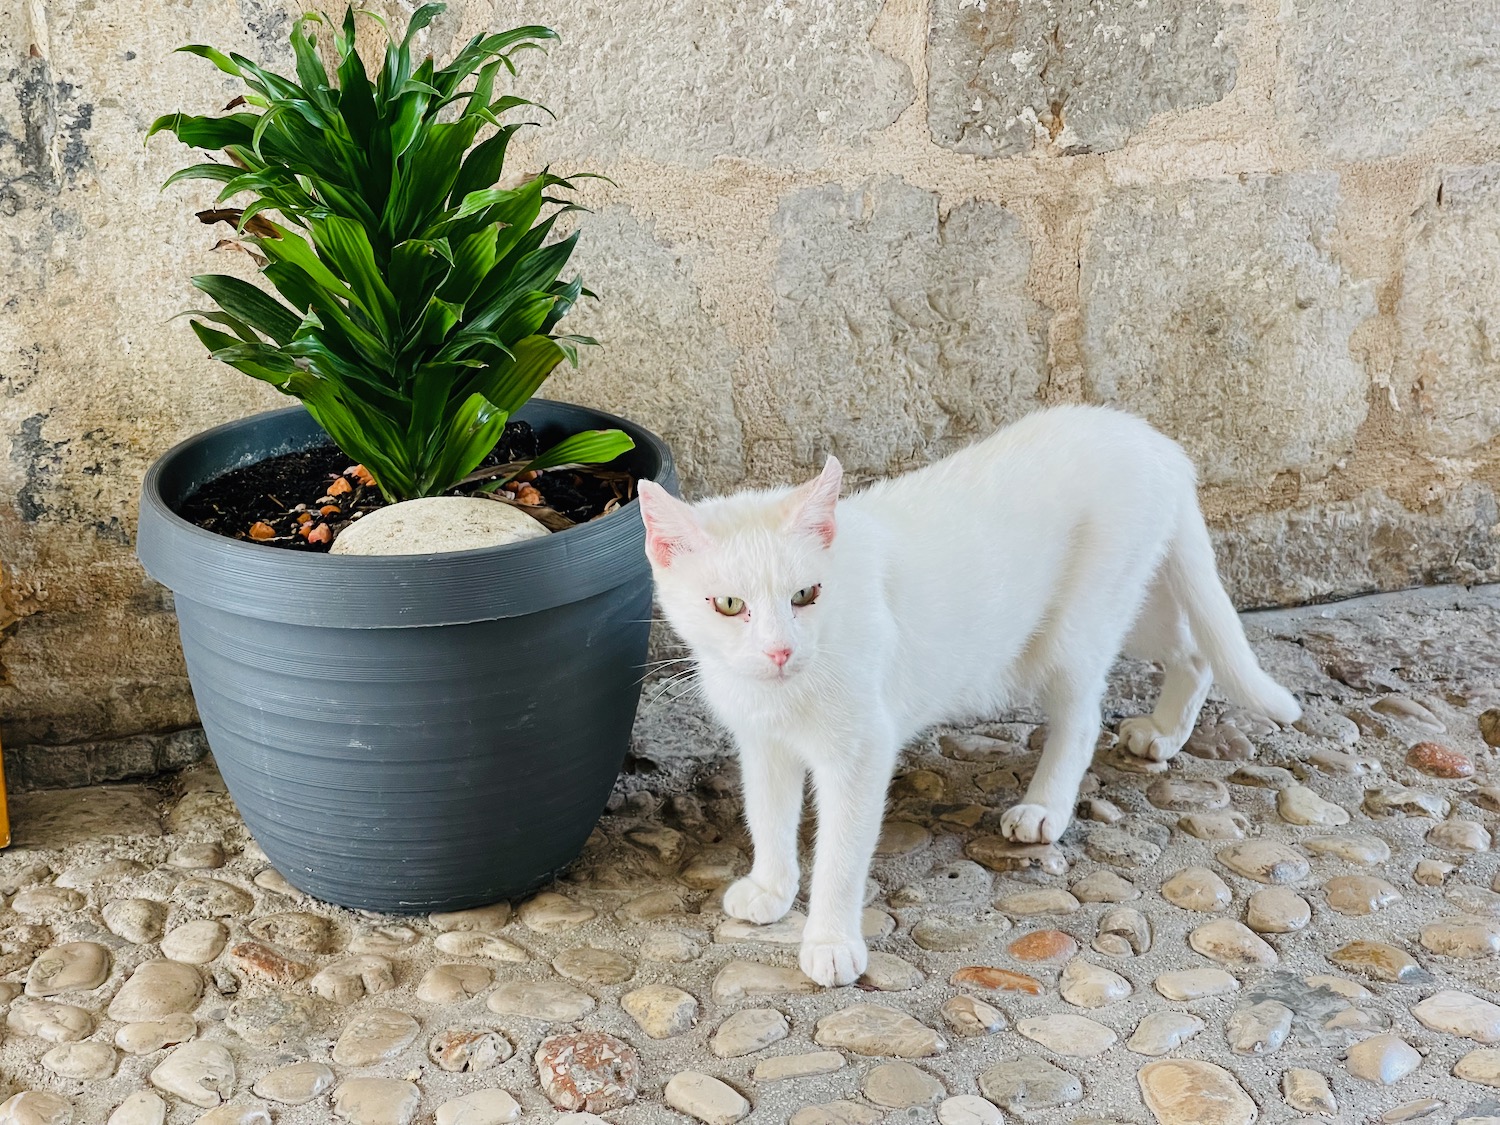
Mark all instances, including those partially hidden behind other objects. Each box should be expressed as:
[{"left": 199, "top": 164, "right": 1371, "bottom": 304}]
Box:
[{"left": 637, "top": 458, "right": 842, "bottom": 684}]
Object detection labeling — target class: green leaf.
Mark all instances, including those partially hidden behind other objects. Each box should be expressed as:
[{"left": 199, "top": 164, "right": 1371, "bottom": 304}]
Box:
[
  {"left": 191, "top": 274, "right": 303, "bottom": 345},
  {"left": 308, "top": 214, "right": 399, "bottom": 336},
  {"left": 162, "top": 162, "right": 243, "bottom": 189},
  {"left": 524, "top": 429, "right": 635, "bottom": 473},
  {"left": 475, "top": 334, "right": 565, "bottom": 417}
]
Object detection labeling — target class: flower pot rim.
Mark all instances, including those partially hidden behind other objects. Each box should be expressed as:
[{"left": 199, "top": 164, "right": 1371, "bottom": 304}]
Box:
[{"left": 137, "top": 398, "right": 676, "bottom": 628}]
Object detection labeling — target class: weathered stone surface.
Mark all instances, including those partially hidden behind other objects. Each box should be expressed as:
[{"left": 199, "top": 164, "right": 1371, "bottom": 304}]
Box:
[
  {"left": 102, "top": 899, "right": 167, "bottom": 944},
  {"left": 227, "top": 942, "right": 307, "bottom": 986},
  {"left": 331, "top": 1078, "right": 420, "bottom": 1125},
  {"left": 428, "top": 1029, "right": 513, "bottom": 1074},
  {"left": 433, "top": 1090, "right": 521, "bottom": 1125},
  {"left": 1346, "top": 1033, "right": 1422, "bottom": 1084},
  {"left": 1017, "top": 1013, "right": 1116, "bottom": 1056},
  {"left": 978, "top": 1057, "right": 1081, "bottom": 1112},
  {"left": 487, "top": 0, "right": 910, "bottom": 168},
  {"left": 253, "top": 1062, "right": 336, "bottom": 1105},
  {"left": 488, "top": 980, "right": 596, "bottom": 1022},
  {"left": 711, "top": 1008, "right": 787, "bottom": 1057},
  {"left": 115, "top": 1013, "right": 196, "bottom": 1055},
  {"left": 1325, "top": 876, "right": 1403, "bottom": 916},
  {"left": 1129, "top": 1011, "right": 1206, "bottom": 1056},
  {"left": 1246, "top": 887, "right": 1312, "bottom": 933},
  {"left": 752, "top": 1051, "right": 845, "bottom": 1082},
  {"left": 1083, "top": 175, "right": 1372, "bottom": 491},
  {"left": 107, "top": 1092, "right": 167, "bottom": 1125},
  {"left": 939, "top": 995, "right": 1005, "bottom": 1038},
  {"left": 26, "top": 942, "right": 109, "bottom": 996},
  {"left": 1009, "top": 930, "right": 1078, "bottom": 962},
  {"left": 1190, "top": 920, "right": 1278, "bottom": 966},
  {"left": 41, "top": 1040, "right": 116, "bottom": 1079},
  {"left": 1217, "top": 840, "right": 1311, "bottom": 885},
  {"left": 0, "top": 1092, "right": 74, "bottom": 1125},
  {"left": 1284, "top": 1068, "right": 1338, "bottom": 1114},
  {"left": 161, "top": 921, "right": 227, "bottom": 965},
  {"left": 332, "top": 1009, "right": 421, "bottom": 1067},
  {"left": 711, "top": 961, "right": 817, "bottom": 1004},
  {"left": 621, "top": 985, "right": 699, "bottom": 1039},
  {"left": 1058, "top": 959, "right": 1132, "bottom": 1008},
  {"left": 1422, "top": 920, "right": 1500, "bottom": 959},
  {"left": 862, "top": 1061, "right": 943, "bottom": 1109},
  {"left": 663, "top": 1072, "right": 749, "bottom": 1124},
  {"left": 1330, "top": 940, "right": 1429, "bottom": 982},
  {"left": 1226, "top": 999, "right": 1292, "bottom": 1055},
  {"left": 1161, "top": 866, "right": 1233, "bottom": 912},
  {"left": 768, "top": 180, "right": 1045, "bottom": 479},
  {"left": 1155, "top": 968, "right": 1240, "bottom": 1001},
  {"left": 1282, "top": 3, "right": 1500, "bottom": 159},
  {"left": 107, "top": 961, "right": 203, "bottom": 1021},
  {"left": 1093, "top": 907, "right": 1152, "bottom": 957},
  {"left": 226, "top": 992, "right": 327, "bottom": 1047},
  {"left": 518, "top": 892, "right": 596, "bottom": 933},
  {"left": 1458, "top": 1054, "right": 1500, "bottom": 1101},
  {"left": 928, "top": 0, "right": 1245, "bottom": 155},
  {"left": 429, "top": 903, "right": 511, "bottom": 933},
  {"left": 311, "top": 956, "right": 397, "bottom": 1004},
  {"left": 552, "top": 946, "right": 634, "bottom": 986},
  {"left": 1412, "top": 990, "right": 1500, "bottom": 1042},
  {"left": 416, "top": 963, "right": 491, "bottom": 1005},
  {"left": 813, "top": 1005, "right": 945, "bottom": 1058},
  {"left": 1137, "top": 1059, "right": 1256, "bottom": 1125},
  {"left": 149, "top": 1041, "right": 235, "bottom": 1108},
  {"left": 534, "top": 1032, "right": 641, "bottom": 1112},
  {"left": 951, "top": 965, "right": 1043, "bottom": 994},
  {"left": 247, "top": 912, "right": 336, "bottom": 954}
]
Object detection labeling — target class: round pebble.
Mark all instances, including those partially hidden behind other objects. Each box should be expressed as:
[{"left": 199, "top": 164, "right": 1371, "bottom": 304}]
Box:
[{"left": 1246, "top": 887, "right": 1312, "bottom": 933}]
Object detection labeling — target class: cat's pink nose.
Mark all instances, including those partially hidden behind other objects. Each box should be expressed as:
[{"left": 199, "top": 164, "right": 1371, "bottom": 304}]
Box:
[{"left": 766, "top": 647, "right": 792, "bottom": 668}]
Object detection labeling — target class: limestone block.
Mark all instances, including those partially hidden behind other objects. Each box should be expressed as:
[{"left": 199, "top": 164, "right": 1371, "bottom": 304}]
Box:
[
  {"left": 1280, "top": 0, "right": 1500, "bottom": 159},
  {"left": 541, "top": 208, "right": 745, "bottom": 494},
  {"left": 1395, "top": 165, "right": 1500, "bottom": 456},
  {"left": 1081, "top": 174, "right": 1374, "bottom": 489},
  {"left": 767, "top": 178, "right": 1046, "bottom": 479},
  {"left": 928, "top": 0, "right": 1246, "bottom": 155},
  {"left": 1215, "top": 486, "right": 1500, "bottom": 608},
  {"left": 477, "top": 0, "right": 911, "bottom": 168}
]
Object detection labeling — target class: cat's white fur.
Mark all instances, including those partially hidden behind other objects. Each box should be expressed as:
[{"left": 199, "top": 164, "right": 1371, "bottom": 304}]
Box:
[{"left": 638, "top": 405, "right": 1300, "bottom": 987}]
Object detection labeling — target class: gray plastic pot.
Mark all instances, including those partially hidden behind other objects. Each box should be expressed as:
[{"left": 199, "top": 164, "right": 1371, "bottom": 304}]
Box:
[{"left": 137, "top": 400, "right": 675, "bottom": 912}]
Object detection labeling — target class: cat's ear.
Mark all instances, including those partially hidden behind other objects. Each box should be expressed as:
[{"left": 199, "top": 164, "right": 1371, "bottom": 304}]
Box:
[
  {"left": 638, "top": 480, "right": 709, "bottom": 568},
  {"left": 787, "top": 455, "right": 841, "bottom": 548}
]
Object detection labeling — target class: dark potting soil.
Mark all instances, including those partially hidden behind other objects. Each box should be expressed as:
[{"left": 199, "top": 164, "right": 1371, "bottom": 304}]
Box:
[{"left": 177, "top": 420, "right": 637, "bottom": 552}]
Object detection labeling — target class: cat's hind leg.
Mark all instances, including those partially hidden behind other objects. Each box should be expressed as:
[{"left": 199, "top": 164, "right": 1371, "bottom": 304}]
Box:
[
  {"left": 722, "top": 742, "right": 805, "bottom": 925},
  {"left": 1001, "top": 672, "right": 1108, "bottom": 844},
  {"left": 1119, "top": 580, "right": 1212, "bottom": 763}
]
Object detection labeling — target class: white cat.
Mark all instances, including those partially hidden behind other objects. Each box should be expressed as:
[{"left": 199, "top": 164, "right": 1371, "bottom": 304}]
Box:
[{"left": 637, "top": 405, "right": 1300, "bottom": 987}]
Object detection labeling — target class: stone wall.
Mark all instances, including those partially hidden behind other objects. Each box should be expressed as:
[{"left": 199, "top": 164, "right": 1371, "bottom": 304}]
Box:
[{"left": 1, "top": 0, "right": 1497, "bottom": 774}]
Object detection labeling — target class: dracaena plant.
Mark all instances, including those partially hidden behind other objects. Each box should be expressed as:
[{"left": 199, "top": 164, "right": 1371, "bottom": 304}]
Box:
[{"left": 149, "top": 3, "right": 632, "bottom": 503}]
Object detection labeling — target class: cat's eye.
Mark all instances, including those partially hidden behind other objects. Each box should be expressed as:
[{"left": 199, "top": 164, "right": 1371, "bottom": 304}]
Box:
[
  {"left": 712, "top": 596, "right": 745, "bottom": 617},
  {"left": 791, "top": 585, "right": 820, "bottom": 607}
]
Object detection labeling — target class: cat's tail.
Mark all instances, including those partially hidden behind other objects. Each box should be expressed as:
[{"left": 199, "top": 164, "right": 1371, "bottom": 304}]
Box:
[{"left": 1166, "top": 503, "right": 1302, "bottom": 724}]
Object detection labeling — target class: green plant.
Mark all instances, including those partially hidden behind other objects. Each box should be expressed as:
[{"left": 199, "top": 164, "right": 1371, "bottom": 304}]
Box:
[{"left": 150, "top": 3, "right": 632, "bottom": 503}]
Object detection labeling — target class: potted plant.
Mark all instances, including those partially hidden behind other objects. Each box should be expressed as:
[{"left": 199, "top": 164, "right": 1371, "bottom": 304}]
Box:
[{"left": 135, "top": 4, "right": 676, "bottom": 912}]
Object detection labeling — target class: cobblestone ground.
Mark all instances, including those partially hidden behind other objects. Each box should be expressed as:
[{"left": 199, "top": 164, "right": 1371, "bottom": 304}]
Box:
[{"left": 2, "top": 586, "right": 1500, "bottom": 1125}]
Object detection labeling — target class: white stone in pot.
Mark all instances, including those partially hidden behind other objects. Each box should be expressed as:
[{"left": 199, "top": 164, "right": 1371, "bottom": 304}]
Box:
[{"left": 330, "top": 497, "right": 548, "bottom": 556}]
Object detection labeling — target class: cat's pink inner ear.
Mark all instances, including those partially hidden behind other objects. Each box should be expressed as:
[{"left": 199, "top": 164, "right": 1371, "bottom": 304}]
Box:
[
  {"left": 638, "top": 480, "right": 706, "bottom": 568},
  {"left": 790, "top": 455, "right": 842, "bottom": 548}
]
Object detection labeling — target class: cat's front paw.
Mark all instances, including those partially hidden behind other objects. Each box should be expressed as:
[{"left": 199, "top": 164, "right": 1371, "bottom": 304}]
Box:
[
  {"left": 799, "top": 935, "right": 868, "bottom": 987},
  {"left": 1119, "top": 716, "right": 1182, "bottom": 763},
  {"left": 1000, "top": 802, "right": 1069, "bottom": 844},
  {"left": 722, "top": 875, "right": 796, "bottom": 924}
]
